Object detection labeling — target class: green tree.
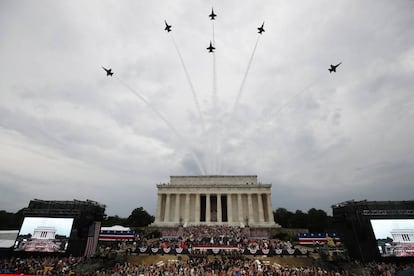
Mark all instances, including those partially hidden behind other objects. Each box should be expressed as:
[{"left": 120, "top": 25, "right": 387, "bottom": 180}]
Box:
[
  {"left": 0, "top": 210, "right": 16, "bottom": 229},
  {"left": 273, "top": 208, "right": 294, "bottom": 228},
  {"left": 274, "top": 207, "right": 334, "bottom": 232},
  {"left": 0, "top": 209, "right": 24, "bottom": 230},
  {"left": 126, "top": 207, "right": 154, "bottom": 227},
  {"left": 307, "top": 208, "right": 328, "bottom": 232},
  {"left": 290, "top": 210, "right": 308, "bottom": 228}
]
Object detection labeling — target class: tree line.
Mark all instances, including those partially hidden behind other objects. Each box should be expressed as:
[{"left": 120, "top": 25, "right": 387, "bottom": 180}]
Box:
[
  {"left": 0, "top": 207, "right": 155, "bottom": 230},
  {"left": 273, "top": 207, "right": 334, "bottom": 233},
  {"left": 0, "top": 207, "right": 333, "bottom": 232}
]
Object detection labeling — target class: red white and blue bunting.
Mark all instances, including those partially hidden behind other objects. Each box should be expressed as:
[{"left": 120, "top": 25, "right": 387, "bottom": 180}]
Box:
[
  {"left": 249, "top": 248, "right": 258, "bottom": 255},
  {"left": 287, "top": 248, "right": 295, "bottom": 255},
  {"left": 135, "top": 246, "right": 307, "bottom": 256},
  {"left": 212, "top": 248, "right": 221, "bottom": 254}
]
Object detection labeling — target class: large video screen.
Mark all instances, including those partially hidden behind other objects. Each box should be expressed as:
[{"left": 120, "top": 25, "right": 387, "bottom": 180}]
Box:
[
  {"left": 370, "top": 219, "right": 414, "bottom": 257},
  {"left": 14, "top": 217, "right": 74, "bottom": 253}
]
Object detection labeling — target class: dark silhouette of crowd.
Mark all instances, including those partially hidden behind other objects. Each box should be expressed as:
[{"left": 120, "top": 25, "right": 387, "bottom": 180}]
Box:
[
  {"left": 0, "top": 256, "right": 85, "bottom": 275},
  {"left": 135, "top": 225, "right": 295, "bottom": 254},
  {"left": 2, "top": 255, "right": 414, "bottom": 275},
  {"left": 2, "top": 226, "right": 414, "bottom": 275}
]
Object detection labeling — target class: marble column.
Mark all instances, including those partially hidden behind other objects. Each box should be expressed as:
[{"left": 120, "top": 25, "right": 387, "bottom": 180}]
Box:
[
  {"left": 237, "top": 193, "right": 243, "bottom": 224},
  {"left": 165, "top": 194, "right": 171, "bottom": 222},
  {"left": 175, "top": 193, "right": 180, "bottom": 223},
  {"left": 195, "top": 194, "right": 200, "bottom": 223},
  {"left": 206, "top": 194, "right": 211, "bottom": 222},
  {"left": 217, "top": 193, "right": 222, "bottom": 223},
  {"left": 266, "top": 193, "right": 273, "bottom": 223},
  {"left": 247, "top": 193, "right": 254, "bottom": 225},
  {"left": 227, "top": 194, "right": 233, "bottom": 223},
  {"left": 184, "top": 194, "right": 190, "bottom": 224},
  {"left": 257, "top": 193, "right": 265, "bottom": 223},
  {"left": 156, "top": 193, "right": 162, "bottom": 222}
]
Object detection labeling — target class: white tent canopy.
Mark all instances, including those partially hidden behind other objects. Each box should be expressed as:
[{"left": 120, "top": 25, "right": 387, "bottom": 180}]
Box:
[{"left": 100, "top": 225, "right": 131, "bottom": 231}]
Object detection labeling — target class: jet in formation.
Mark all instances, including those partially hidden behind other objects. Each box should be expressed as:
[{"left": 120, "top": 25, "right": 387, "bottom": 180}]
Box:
[
  {"left": 102, "top": 67, "right": 113, "bottom": 76},
  {"left": 207, "top": 41, "right": 215, "bottom": 53},
  {"left": 329, "top": 62, "right": 342, "bottom": 73},
  {"left": 258, "top": 22, "right": 265, "bottom": 34},
  {"left": 164, "top": 20, "right": 172, "bottom": 32},
  {"left": 209, "top": 8, "right": 217, "bottom": 20}
]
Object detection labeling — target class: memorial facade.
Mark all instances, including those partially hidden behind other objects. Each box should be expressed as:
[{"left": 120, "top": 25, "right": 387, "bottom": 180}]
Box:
[{"left": 153, "top": 175, "right": 279, "bottom": 228}]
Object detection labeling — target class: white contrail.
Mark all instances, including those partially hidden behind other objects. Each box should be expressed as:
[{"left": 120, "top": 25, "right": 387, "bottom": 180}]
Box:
[
  {"left": 221, "top": 34, "right": 261, "bottom": 174},
  {"left": 212, "top": 19, "right": 218, "bottom": 112},
  {"left": 271, "top": 76, "right": 325, "bottom": 118},
  {"left": 169, "top": 35, "right": 206, "bottom": 131},
  {"left": 212, "top": 18, "right": 219, "bottom": 174},
  {"left": 232, "top": 35, "right": 261, "bottom": 114},
  {"left": 115, "top": 77, "right": 206, "bottom": 175}
]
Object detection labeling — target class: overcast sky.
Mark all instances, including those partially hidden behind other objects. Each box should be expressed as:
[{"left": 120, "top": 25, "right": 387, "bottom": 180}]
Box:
[{"left": 1, "top": 0, "right": 414, "bottom": 217}]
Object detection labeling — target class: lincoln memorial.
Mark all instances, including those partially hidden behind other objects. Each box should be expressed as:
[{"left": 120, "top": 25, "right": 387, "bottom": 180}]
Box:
[{"left": 152, "top": 175, "right": 279, "bottom": 228}]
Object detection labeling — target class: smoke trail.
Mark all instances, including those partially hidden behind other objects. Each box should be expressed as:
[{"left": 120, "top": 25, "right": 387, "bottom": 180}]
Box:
[
  {"left": 232, "top": 35, "right": 261, "bottom": 114},
  {"left": 271, "top": 75, "right": 325, "bottom": 118},
  {"left": 215, "top": 114, "right": 225, "bottom": 174},
  {"left": 169, "top": 35, "right": 206, "bottom": 131},
  {"left": 0, "top": 124, "right": 65, "bottom": 149},
  {"left": 212, "top": 17, "right": 219, "bottom": 174},
  {"left": 212, "top": 20, "right": 217, "bottom": 110},
  {"left": 115, "top": 77, "right": 206, "bottom": 175},
  {"left": 218, "top": 35, "right": 261, "bottom": 173}
]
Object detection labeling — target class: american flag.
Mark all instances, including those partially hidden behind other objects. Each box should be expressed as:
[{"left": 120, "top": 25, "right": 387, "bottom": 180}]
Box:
[
  {"left": 84, "top": 221, "right": 101, "bottom": 256},
  {"left": 99, "top": 229, "right": 136, "bottom": 241},
  {"left": 298, "top": 233, "right": 341, "bottom": 245}
]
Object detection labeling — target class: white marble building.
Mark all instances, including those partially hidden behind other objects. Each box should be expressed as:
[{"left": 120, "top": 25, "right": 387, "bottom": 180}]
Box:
[
  {"left": 33, "top": 226, "right": 56, "bottom": 239},
  {"left": 152, "top": 175, "right": 279, "bottom": 228},
  {"left": 391, "top": 229, "right": 414, "bottom": 243}
]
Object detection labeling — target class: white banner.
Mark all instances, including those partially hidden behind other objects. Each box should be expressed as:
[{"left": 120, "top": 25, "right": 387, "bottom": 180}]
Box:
[
  {"left": 212, "top": 248, "right": 221, "bottom": 254},
  {"left": 249, "top": 248, "right": 257, "bottom": 254},
  {"left": 287, "top": 248, "right": 295, "bottom": 255}
]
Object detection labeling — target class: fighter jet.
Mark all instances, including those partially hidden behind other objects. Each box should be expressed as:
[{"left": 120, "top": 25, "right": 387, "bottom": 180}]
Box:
[
  {"left": 329, "top": 62, "right": 342, "bottom": 73},
  {"left": 207, "top": 41, "right": 215, "bottom": 53},
  {"left": 102, "top": 67, "right": 113, "bottom": 77},
  {"left": 258, "top": 22, "right": 265, "bottom": 34},
  {"left": 209, "top": 8, "right": 217, "bottom": 20},
  {"left": 164, "top": 20, "right": 172, "bottom": 32}
]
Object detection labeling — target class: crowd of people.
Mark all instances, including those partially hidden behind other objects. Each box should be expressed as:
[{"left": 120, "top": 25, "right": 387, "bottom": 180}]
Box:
[
  {"left": 1, "top": 225, "right": 413, "bottom": 275},
  {"left": 133, "top": 225, "right": 295, "bottom": 254},
  {"left": 1, "top": 255, "right": 414, "bottom": 275},
  {"left": 0, "top": 256, "right": 86, "bottom": 275},
  {"left": 179, "top": 225, "right": 251, "bottom": 244}
]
